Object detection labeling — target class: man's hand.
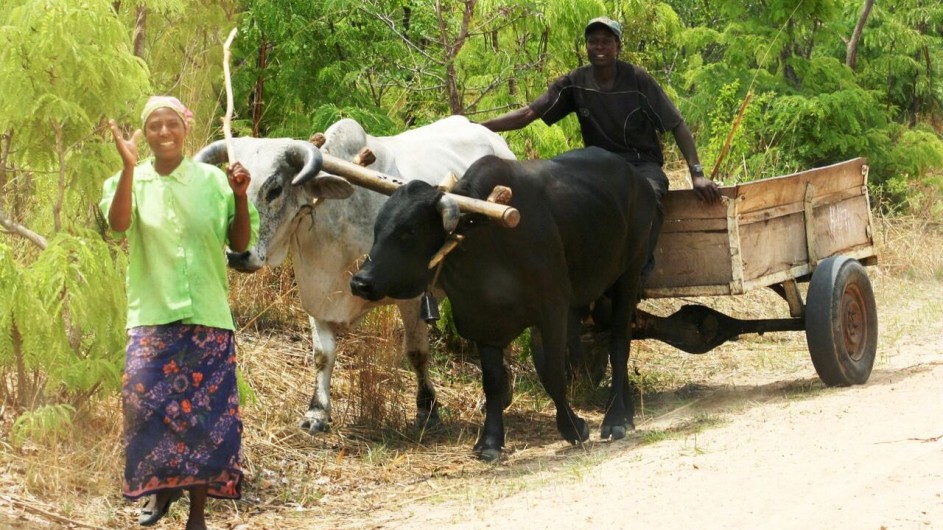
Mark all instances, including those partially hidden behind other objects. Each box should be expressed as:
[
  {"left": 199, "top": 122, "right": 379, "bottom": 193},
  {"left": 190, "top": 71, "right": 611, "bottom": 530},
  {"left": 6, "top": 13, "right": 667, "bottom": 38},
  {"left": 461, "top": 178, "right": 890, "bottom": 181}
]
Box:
[
  {"left": 109, "top": 119, "right": 141, "bottom": 169},
  {"left": 692, "top": 174, "right": 721, "bottom": 203},
  {"left": 228, "top": 161, "right": 251, "bottom": 197}
]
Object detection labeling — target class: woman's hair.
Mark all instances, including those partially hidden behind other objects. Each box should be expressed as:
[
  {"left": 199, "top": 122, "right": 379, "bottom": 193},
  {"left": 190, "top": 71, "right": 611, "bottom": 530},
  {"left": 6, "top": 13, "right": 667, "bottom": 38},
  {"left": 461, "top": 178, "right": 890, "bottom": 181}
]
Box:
[{"left": 141, "top": 96, "right": 194, "bottom": 128}]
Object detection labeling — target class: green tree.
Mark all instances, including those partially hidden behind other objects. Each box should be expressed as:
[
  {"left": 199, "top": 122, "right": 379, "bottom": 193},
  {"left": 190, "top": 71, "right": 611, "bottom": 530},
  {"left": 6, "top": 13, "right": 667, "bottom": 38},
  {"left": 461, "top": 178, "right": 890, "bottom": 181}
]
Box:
[{"left": 0, "top": 0, "right": 148, "bottom": 418}]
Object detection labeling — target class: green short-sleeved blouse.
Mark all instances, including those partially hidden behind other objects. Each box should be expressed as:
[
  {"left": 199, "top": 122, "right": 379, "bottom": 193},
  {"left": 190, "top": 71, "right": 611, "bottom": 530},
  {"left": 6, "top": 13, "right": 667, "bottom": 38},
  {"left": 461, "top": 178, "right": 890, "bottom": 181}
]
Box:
[{"left": 100, "top": 158, "right": 259, "bottom": 330}]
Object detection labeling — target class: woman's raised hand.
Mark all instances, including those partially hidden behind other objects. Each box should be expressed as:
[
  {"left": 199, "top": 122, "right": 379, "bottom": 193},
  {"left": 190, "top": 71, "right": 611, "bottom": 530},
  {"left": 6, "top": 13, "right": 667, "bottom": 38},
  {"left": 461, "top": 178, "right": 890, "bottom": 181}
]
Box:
[
  {"left": 109, "top": 119, "right": 142, "bottom": 168},
  {"left": 227, "top": 161, "right": 251, "bottom": 198}
]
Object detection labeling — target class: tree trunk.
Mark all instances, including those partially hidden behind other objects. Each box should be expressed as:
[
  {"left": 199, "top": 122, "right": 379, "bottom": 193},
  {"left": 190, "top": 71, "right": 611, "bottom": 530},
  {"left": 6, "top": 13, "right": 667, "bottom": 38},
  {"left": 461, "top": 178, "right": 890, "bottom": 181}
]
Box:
[
  {"left": 0, "top": 130, "right": 10, "bottom": 195},
  {"left": 252, "top": 36, "right": 268, "bottom": 137},
  {"left": 52, "top": 121, "right": 65, "bottom": 233},
  {"left": 132, "top": 6, "right": 147, "bottom": 58},
  {"left": 435, "top": 0, "right": 477, "bottom": 115},
  {"left": 846, "top": 0, "right": 874, "bottom": 71}
]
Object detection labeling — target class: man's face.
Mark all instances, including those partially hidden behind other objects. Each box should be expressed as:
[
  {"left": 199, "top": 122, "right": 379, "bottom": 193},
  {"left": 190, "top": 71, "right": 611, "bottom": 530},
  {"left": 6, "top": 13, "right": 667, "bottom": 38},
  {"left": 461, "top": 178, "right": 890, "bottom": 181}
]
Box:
[{"left": 585, "top": 27, "right": 620, "bottom": 67}]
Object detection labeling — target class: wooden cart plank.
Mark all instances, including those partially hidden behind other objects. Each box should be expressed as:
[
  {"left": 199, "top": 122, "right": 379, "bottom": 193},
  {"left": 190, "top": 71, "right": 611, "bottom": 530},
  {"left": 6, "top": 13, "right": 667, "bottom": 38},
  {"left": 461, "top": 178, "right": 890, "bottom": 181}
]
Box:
[
  {"left": 643, "top": 158, "right": 876, "bottom": 299},
  {"left": 648, "top": 231, "right": 732, "bottom": 289},
  {"left": 740, "top": 211, "right": 809, "bottom": 281},
  {"left": 735, "top": 157, "right": 866, "bottom": 215}
]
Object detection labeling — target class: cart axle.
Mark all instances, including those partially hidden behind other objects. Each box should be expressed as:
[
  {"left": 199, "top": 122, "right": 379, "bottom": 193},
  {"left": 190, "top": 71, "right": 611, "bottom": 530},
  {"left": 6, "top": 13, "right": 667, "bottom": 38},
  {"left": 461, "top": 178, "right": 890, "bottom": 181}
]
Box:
[{"left": 632, "top": 305, "right": 805, "bottom": 354}]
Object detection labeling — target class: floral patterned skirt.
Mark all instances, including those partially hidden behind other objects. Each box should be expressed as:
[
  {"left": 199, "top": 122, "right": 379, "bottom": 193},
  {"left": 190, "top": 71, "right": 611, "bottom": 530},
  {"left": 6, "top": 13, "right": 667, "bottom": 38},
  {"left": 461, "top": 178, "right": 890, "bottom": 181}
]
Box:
[{"left": 122, "top": 324, "right": 243, "bottom": 500}]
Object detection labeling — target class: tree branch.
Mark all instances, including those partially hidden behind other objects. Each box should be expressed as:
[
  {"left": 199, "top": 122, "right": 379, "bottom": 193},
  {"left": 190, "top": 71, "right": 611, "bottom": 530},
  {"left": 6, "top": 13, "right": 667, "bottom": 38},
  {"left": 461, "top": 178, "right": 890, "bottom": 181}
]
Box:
[
  {"left": 846, "top": 0, "right": 874, "bottom": 71},
  {"left": 0, "top": 207, "right": 48, "bottom": 250}
]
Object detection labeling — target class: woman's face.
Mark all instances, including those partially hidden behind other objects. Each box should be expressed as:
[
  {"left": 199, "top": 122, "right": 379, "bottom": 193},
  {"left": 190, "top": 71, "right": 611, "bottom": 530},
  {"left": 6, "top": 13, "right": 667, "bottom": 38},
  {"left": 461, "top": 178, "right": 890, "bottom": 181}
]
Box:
[{"left": 144, "top": 107, "right": 188, "bottom": 162}]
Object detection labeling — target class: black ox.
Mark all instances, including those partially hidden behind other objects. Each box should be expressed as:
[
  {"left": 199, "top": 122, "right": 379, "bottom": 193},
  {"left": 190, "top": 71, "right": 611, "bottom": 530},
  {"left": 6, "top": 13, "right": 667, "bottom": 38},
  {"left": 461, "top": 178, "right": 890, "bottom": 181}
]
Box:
[{"left": 350, "top": 146, "right": 656, "bottom": 461}]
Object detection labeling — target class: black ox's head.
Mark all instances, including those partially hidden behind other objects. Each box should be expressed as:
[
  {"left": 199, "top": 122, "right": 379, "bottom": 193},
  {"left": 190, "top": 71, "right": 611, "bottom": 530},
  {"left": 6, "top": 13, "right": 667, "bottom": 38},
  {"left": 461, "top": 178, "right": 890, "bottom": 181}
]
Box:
[{"left": 350, "top": 180, "right": 460, "bottom": 301}]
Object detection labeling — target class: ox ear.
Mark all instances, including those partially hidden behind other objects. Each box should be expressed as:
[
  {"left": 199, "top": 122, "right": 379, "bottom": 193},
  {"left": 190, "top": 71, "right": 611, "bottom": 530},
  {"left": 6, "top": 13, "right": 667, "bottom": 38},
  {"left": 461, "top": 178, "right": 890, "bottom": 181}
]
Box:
[
  {"left": 193, "top": 140, "right": 228, "bottom": 165},
  {"left": 307, "top": 174, "right": 355, "bottom": 200}
]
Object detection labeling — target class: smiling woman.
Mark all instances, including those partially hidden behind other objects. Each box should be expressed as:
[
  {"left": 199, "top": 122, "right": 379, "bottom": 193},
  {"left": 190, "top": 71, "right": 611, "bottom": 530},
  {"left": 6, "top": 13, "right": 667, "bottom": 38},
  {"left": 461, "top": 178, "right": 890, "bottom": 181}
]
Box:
[{"left": 99, "top": 96, "right": 260, "bottom": 529}]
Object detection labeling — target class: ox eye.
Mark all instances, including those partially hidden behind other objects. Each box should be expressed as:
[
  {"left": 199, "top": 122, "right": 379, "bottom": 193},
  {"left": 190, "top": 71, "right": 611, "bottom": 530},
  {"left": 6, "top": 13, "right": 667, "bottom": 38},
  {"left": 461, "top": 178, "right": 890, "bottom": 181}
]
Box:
[
  {"left": 265, "top": 185, "right": 283, "bottom": 203},
  {"left": 398, "top": 228, "right": 416, "bottom": 241}
]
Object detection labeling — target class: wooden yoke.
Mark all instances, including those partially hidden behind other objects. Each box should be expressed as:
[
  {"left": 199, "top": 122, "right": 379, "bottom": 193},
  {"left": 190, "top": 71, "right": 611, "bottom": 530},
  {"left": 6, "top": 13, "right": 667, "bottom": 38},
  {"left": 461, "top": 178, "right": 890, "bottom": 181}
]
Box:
[{"left": 320, "top": 152, "right": 520, "bottom": 228}]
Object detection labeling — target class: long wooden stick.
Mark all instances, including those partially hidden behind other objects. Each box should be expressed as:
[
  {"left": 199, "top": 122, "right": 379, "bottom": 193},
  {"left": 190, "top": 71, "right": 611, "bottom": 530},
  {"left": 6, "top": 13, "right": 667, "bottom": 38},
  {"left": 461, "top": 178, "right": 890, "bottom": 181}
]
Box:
[
  {"left": 710, "top": 90, "right": 753, "bottom": 181},
  {"left": 320, "top": 153, "right": 520, "bottom": 228},
  {"left": 222, "top": 28, "right": 238, "bottom": 163}
]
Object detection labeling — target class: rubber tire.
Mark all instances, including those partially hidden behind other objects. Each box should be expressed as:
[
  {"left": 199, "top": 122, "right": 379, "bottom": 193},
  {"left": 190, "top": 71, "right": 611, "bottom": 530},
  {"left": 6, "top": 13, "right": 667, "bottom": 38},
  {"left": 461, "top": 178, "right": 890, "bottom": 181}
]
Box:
[{"left": 805, "top": 256, "right": 878, "bottom": 386}]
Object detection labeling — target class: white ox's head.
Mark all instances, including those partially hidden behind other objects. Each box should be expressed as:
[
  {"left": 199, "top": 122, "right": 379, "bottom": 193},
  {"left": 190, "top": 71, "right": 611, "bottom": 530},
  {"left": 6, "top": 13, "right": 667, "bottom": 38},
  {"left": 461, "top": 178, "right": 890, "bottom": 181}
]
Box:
[{"left": 194, "top": 136, "right": 355, "bottom": 271}]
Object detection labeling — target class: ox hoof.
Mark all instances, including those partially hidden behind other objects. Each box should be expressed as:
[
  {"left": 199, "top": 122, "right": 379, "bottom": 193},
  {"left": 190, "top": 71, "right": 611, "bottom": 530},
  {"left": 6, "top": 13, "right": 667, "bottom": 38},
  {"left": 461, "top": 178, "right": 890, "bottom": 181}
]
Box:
[
  {"left": 413, "top": 408, "right": 442, "bottom": 433},
  {"left": 558, "top": 415, "right": 590, "bottom": 445},
  {"left": 600, "top": 424, "right": 626, "bottom": 440},
  {"left": 474, "top": 446, "right": 503, "bottom": 462},
  {"left": 474, "top": 435, "right": 504, "bottom": 462},
  {"left": 299, "top": 411, "right": 331, "bottom": 434}
]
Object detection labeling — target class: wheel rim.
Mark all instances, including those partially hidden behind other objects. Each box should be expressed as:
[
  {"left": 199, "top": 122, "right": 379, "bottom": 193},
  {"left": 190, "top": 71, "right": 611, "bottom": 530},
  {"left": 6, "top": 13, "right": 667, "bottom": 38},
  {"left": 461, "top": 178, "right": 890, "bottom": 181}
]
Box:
[{"left": 840, "top": 283, "right": 867, "bottom": 361}]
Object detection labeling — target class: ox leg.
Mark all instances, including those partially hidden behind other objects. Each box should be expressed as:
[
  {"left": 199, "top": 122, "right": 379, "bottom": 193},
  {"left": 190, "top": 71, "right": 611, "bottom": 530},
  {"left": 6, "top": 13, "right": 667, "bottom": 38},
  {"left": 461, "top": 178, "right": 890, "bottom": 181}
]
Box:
[
  {"left": 300, "top": 317, "right": 337, "bottom": 434},
  {"left": 565, "top": 307, "right": 587, "bottom": 380},
  {"left": 474, "top": 343, "right": 508, "bottom": 461},
  {"left": 531, "top": 325, "right": 589, "bottom": 446},
  {"left": 396, "top": 299, "right": 441, "bottom": 432},
  {"left": 601, "top": 275, "right": 639, "bottom": 440}
]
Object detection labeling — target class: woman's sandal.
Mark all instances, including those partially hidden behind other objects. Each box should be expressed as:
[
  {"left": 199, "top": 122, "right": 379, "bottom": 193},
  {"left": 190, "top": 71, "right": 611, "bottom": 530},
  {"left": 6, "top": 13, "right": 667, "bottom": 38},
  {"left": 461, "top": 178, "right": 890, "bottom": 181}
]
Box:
[{"left": 138, "top": 489, "right": 183, "bottom": 526}]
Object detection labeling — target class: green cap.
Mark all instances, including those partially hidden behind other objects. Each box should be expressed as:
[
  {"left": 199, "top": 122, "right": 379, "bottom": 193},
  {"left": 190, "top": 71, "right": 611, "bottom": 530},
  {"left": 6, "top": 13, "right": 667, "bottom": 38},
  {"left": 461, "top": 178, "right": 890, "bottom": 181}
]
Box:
[{"left": 585, "top": 17, "right": 622, "bottom": 40}]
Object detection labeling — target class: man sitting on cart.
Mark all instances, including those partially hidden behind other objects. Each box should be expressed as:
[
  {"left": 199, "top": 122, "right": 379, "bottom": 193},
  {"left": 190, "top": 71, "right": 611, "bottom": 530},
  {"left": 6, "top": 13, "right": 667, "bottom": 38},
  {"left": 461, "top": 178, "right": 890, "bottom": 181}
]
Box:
[{"left": 480, "top": 16, "right": 722, "bottom": 277}]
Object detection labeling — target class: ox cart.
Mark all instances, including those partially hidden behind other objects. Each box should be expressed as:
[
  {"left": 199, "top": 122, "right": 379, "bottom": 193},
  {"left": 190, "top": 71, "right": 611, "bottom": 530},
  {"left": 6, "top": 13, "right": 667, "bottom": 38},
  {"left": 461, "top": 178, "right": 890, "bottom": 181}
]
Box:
[
  {"left": 320, "top": 151, "right": 878, "bottom": 388},
  {"left": 627, "top": 157, "right": 878, "bottom": 387}
]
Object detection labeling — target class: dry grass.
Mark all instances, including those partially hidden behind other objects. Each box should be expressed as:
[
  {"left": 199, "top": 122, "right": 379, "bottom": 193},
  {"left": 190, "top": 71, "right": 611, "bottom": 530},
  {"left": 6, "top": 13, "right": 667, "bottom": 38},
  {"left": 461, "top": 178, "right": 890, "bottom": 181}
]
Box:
[{"left": 2, "top": 209, "right": 942, "bottom": 528}]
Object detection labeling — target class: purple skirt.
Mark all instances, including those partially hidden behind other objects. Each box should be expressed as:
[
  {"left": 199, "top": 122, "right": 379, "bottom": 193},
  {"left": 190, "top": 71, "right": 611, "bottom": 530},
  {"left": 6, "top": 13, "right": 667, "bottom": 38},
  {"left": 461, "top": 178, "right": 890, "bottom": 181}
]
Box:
[{"left": 122, "top": 324, "right": 242, "bottom": 500}]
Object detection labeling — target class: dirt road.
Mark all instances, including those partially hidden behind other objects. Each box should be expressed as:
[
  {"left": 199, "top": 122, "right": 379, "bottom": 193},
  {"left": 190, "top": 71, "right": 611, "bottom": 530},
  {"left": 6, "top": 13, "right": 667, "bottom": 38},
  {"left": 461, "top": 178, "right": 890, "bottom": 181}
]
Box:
[{"left": 357, "top": 273, "right": 943, "bottom": 530}]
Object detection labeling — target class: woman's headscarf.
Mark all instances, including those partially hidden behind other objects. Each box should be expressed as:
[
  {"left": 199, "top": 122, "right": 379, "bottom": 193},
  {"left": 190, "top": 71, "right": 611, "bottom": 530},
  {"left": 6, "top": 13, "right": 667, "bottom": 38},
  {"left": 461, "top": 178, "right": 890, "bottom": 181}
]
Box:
[{"left": 140, "top": 96, "right": 194, "bottom": 127}]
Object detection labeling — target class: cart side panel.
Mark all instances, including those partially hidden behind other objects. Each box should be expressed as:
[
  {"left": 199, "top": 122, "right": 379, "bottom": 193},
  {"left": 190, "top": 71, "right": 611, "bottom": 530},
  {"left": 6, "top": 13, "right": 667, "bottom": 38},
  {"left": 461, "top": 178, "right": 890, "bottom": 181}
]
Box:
[
  {"left": 811, "top": 194, "right": 873, "bottom": 261},
  {"left": 644, "top": 158, "right": 875, "bottom": 299},
  {"left": 736, "top": 158, "right": 874, "bottom": 285},
  {"left": 735, "top": 158, "right": 867, "bottom": 215},
  {"left": 645, "top": 189, "right": 735, "bottom": 293},
  {"left": 649, "top": 230, "right": 733, "bottom": 290},
  {"left": 739, "top": 211, "right": 810, "bottom": 281}
]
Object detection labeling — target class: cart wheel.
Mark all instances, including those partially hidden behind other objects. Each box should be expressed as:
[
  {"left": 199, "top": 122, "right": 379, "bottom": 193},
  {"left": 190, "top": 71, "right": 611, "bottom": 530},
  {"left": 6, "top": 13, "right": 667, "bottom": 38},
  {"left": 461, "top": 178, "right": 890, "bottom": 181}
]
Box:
[{"left": 805, "top": 256, "right": 877, "bottom": 386}]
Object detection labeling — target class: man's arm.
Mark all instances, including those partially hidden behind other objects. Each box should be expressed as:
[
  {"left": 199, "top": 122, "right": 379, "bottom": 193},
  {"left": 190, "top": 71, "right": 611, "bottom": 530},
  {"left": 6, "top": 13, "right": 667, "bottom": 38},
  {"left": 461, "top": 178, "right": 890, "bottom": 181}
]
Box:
[
  {"left": 480, "top": 106, "right": 539, "bottom": 132},
  {"left": 671, "top": 121, "right": 721, "bottom": 203}
]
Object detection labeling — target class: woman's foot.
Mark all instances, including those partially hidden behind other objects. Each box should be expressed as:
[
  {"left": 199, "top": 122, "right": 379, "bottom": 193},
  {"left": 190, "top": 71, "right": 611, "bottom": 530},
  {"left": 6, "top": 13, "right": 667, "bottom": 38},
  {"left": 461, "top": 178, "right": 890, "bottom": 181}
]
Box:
[
  {"left": 185, "top": 485, "right": 210, "bottom": 530},
  {"left": 138, "top": 489, "right": 182, "bottom": 526}
]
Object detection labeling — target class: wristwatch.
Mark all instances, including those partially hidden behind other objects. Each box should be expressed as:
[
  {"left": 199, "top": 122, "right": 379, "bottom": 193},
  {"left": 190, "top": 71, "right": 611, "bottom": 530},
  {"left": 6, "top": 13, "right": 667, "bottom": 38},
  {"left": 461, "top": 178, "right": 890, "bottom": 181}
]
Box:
[{"left": 690, "top": 163, "right": 704, "bottom": 175}]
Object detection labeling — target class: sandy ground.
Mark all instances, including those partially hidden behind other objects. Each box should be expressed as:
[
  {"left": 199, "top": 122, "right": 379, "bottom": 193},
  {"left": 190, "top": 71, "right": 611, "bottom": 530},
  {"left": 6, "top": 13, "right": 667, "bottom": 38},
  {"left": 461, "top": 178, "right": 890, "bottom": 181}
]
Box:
[
  {"left": 352, "top": 274, "right": 943, "bottom": 530},
  {"left": 2, "top": 272, "right": 940, "bottom": 530}
]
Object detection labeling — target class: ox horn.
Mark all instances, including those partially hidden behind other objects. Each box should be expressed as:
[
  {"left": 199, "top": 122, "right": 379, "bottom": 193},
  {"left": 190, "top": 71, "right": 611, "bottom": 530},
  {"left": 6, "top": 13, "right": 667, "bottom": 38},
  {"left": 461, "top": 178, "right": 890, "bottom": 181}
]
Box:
[
  {"left": 289, "top": 140, "right": 325, "bottom": 186},
  {"left": 193, "top": 140, "right": 229, "bottom": 165},
  {"left": 436, "top": 194, "right": 460, "bottom": 233}
]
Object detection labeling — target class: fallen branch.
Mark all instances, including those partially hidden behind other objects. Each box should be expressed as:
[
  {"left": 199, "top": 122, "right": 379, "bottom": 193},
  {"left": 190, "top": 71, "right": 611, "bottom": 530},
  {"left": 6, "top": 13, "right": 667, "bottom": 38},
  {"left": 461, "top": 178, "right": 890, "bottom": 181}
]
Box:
[{"left": 1, "top": 494, "right": 107, "bottom": 530}]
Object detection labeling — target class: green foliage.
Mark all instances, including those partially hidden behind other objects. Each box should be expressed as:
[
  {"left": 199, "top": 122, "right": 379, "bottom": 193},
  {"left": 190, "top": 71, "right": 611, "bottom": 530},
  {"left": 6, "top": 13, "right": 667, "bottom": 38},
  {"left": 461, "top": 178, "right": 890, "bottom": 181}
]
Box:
[
  {"left": 11, "top": 404, "right": 76, "bottom": 447},
  {"left": 122, "top": 0, "right": 234, "bottom": 147},
  {"left": 0, "top": 243, "right": 19, "bottom": 365},
  {"left": 12, "top": 233, "right": 126, "bottom": 401},
  {"left": 885, "top": 126, "right": 943, "bottom": 180},
  {"left": 0, "top": 0, "right": 149, "bottom": 159},
  {"left": 766, "top": 88, "right": 889, "bottom": 165}
]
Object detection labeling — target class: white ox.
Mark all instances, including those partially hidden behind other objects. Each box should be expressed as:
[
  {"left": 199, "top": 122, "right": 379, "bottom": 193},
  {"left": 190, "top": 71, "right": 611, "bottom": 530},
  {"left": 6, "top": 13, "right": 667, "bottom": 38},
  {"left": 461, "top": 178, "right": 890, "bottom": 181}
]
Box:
[{"left": 195, "top": 116, "right": 515, "bottom": 433}]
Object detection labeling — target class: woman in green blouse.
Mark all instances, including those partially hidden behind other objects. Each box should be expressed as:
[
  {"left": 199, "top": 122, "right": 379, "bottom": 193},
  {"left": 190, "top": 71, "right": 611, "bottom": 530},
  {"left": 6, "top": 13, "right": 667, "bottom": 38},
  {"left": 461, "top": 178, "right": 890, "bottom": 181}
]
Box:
[{"left": 101, "top": 96, "right": 259, "bottom": 529}]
